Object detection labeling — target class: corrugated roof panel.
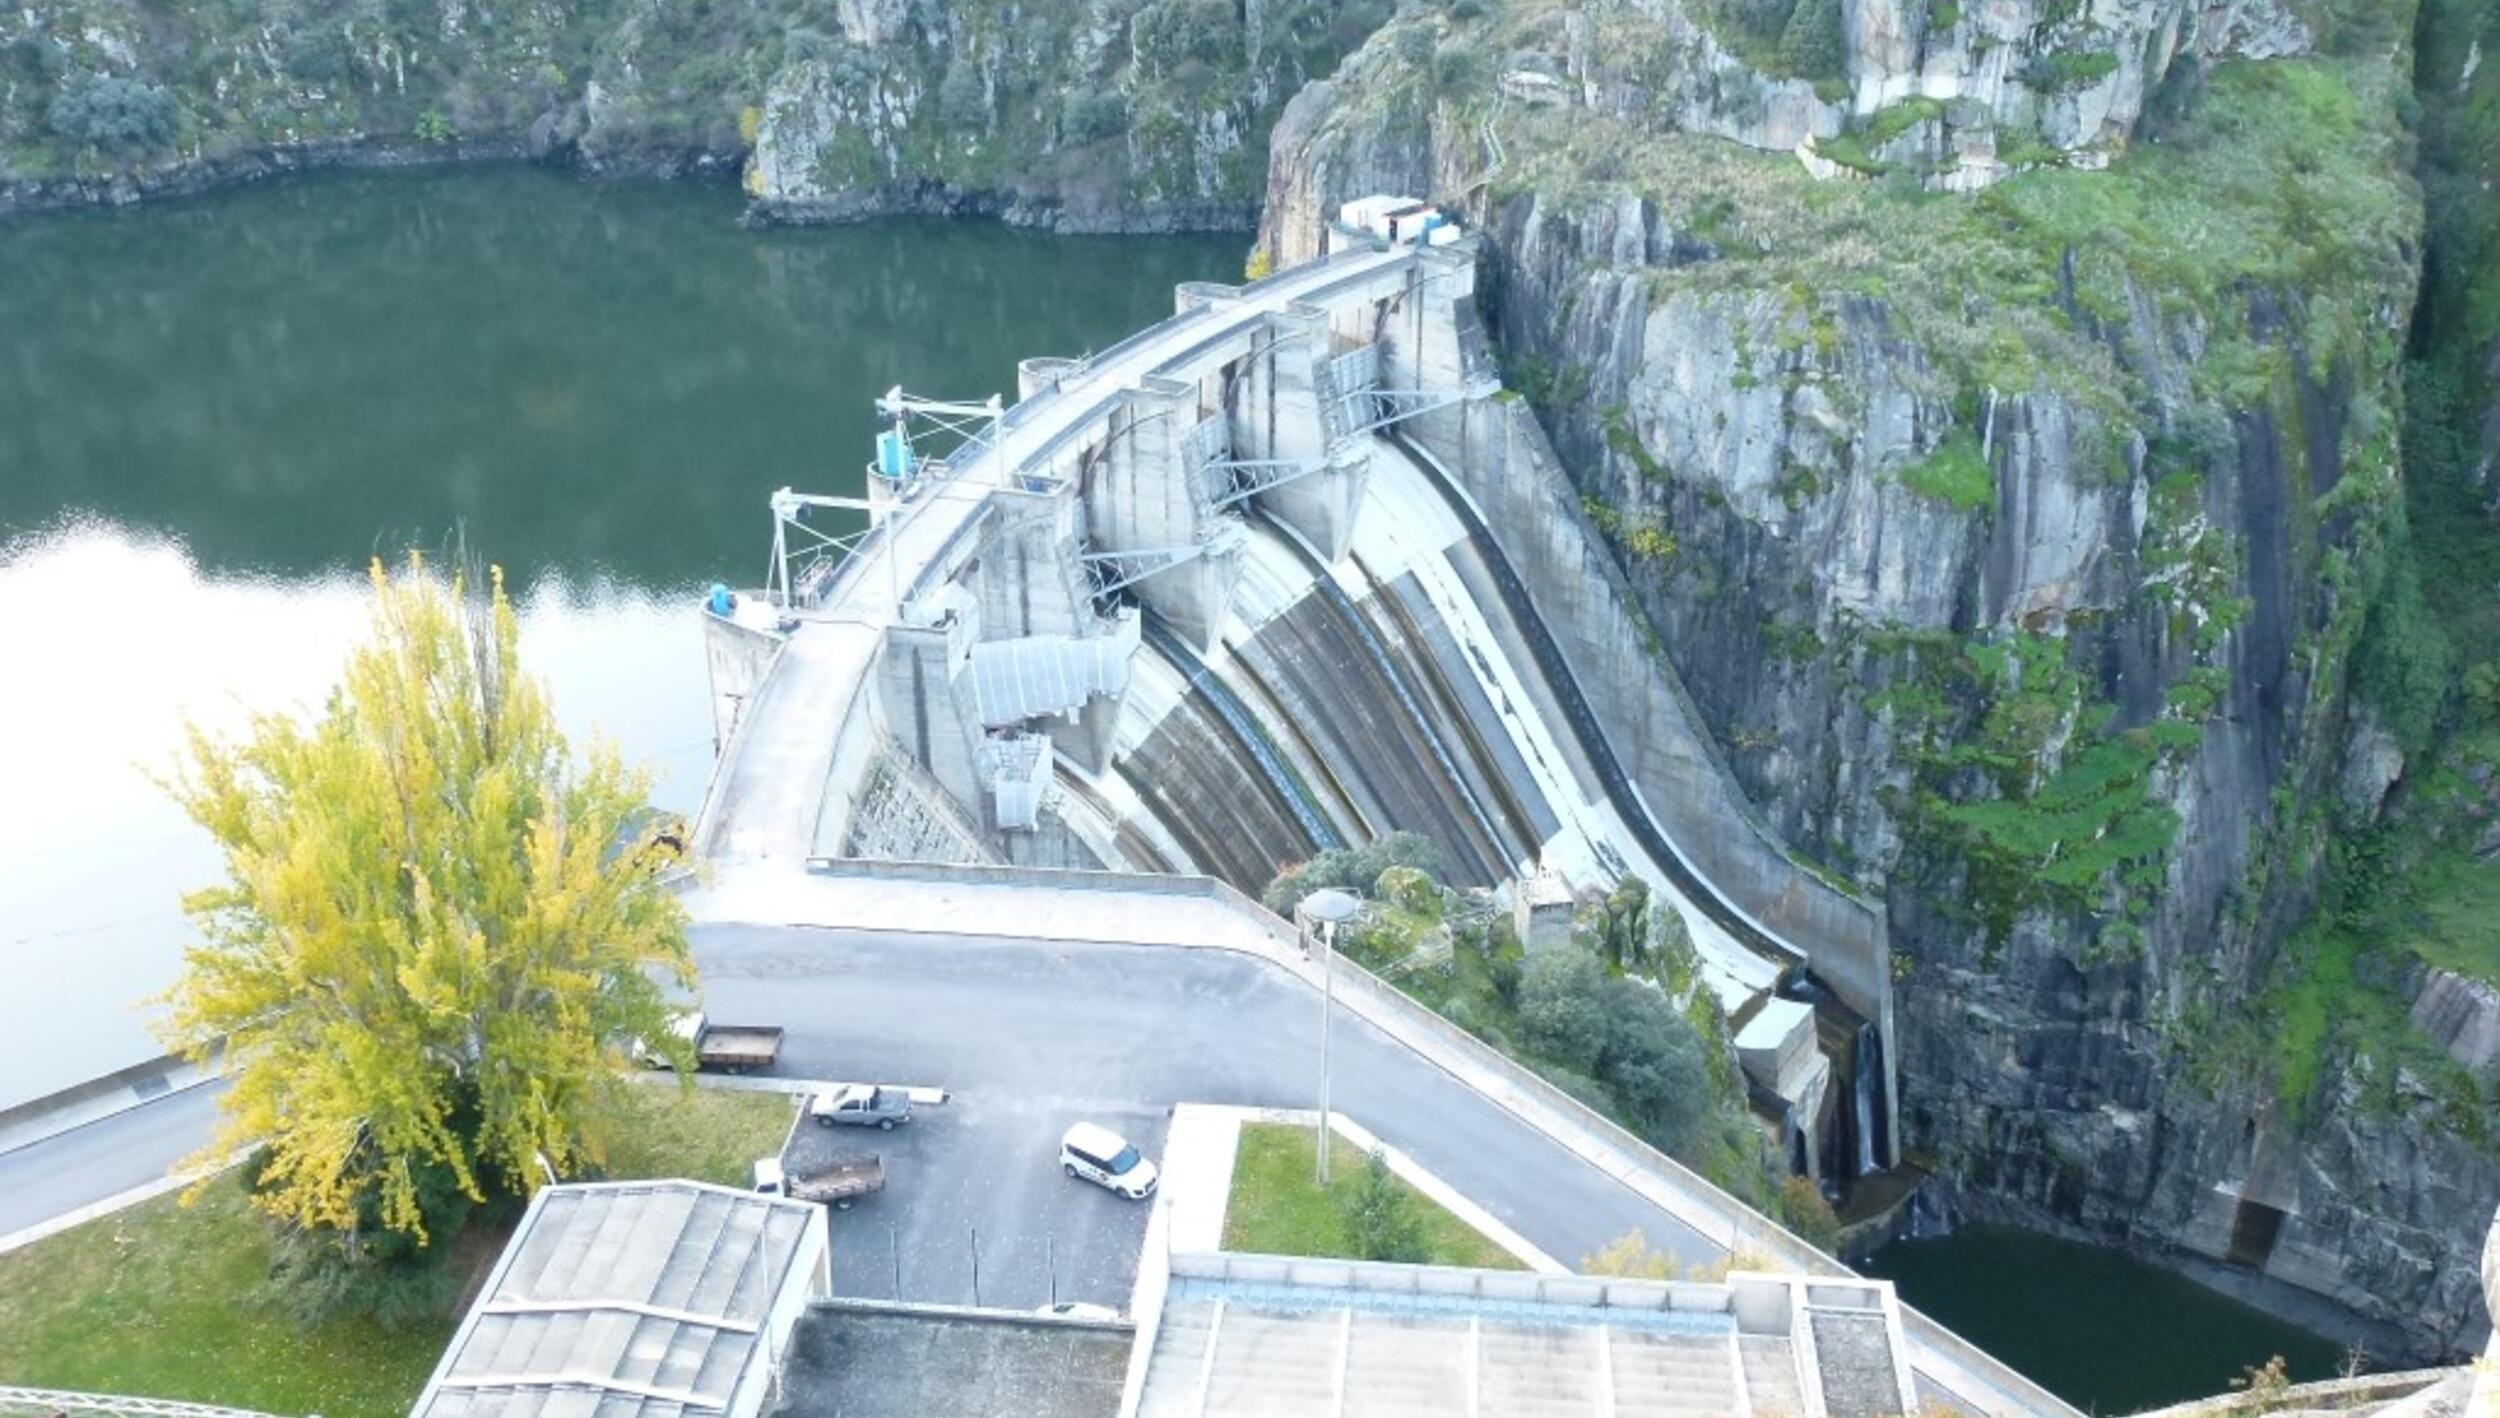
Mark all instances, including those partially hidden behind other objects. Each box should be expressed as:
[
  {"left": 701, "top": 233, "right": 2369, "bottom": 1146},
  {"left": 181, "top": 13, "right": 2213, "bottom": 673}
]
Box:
[
  {"left": 682, "top": 1199, "right": 767, "bottom": 1319},
  {"left": 615, "top": 1313, "right": 678, "bottom": 1388},
  {"left": 414, "top": 1182, "right": 821, "bottom": 1418},
  {"left": 649, "top": 1192, "right": 734, "bottom": 1311}
]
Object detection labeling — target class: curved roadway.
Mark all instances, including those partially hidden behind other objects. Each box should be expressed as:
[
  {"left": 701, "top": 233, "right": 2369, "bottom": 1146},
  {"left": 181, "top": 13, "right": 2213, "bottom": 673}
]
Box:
[{"left": 1, "top": 924, "right": 1715, "bottom": 1281}]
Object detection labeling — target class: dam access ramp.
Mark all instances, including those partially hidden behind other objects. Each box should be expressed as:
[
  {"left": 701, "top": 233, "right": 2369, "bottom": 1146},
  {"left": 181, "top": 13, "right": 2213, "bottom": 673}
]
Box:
[{"left": 690, "top": 226, "right": 1892, "bottom": 1191}]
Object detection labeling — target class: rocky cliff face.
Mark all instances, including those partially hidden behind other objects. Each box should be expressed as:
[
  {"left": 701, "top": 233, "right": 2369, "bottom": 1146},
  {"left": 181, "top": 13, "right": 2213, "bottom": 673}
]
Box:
[
  {"left": 742, "top": 0, "right": 1368, "bottom": 228},
  {"left": 1260, "top": 0, "right": 2500, "bottom": 1357},
  {"left": 0, "top": 0, "right": 1376, "bottom": 226}
]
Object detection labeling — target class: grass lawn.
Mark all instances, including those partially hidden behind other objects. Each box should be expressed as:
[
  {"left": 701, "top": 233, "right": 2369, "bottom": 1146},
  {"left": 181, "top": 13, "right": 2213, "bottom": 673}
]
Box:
[
  {"left": 598, "top": 1080, "right": 799, "bottom": 1186},
  {"left": 0, "top": 1082, "right": 798, "bottom": 1417},
  {"left": 1220, "top": 1122, "right": 1523, "bottom": 1270}
]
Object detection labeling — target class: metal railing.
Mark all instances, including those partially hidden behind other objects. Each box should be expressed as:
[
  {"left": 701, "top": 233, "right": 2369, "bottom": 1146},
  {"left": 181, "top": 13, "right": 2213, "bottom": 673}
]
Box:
[{"left": 0, "top": 1389, "right": 284, "bottom": 1418}]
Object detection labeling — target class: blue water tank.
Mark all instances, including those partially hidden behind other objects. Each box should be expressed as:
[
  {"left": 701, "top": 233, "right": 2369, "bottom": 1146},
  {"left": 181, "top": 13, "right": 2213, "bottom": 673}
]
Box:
[
  {"left": 875, "top": 429, "right": 914, "bottom": 482},
  {"left": 707, "top": 583, "right": 733, "bottom": 616}
]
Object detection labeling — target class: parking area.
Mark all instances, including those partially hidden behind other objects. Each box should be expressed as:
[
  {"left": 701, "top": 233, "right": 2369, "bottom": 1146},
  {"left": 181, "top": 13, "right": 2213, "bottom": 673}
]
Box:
[
  {"left": 776, "top": 1078, "right": 1164, "bottom": 1312},
  {"left": 685, "top": 920, "right": 1722, "bottom": 1326}
]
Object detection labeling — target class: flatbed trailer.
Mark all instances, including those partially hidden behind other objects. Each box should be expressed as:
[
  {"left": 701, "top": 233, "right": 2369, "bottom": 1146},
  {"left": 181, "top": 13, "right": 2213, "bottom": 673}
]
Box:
[
  {"left": 638, "top": 1011, "right": 785, "bottom": 1074},
  {"left": 755, "top": 1154, "right": 885, "bottom": 1209},
  {"left": 690, "top": 1022, "right": 783, "bottom": 1073}
]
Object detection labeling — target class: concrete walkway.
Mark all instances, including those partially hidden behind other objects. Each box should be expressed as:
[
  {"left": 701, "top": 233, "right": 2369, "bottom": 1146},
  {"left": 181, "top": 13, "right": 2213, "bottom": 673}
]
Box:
[{"left": 685, "top": 867, "right": 1287, "bottom": 957}]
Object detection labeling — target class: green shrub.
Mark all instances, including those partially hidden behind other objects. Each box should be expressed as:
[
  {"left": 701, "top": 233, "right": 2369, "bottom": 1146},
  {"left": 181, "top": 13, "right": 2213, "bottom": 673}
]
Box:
[
  {"left": 1060, "top": 91, "right": 1131, "bottom": 145},
  {"left": 48, "top": 73, "right": 178, "bottom": 150},
  {"left": 1263, "top": 831, "right": 1444, "bottom": 915},
  {"left": 937, "top": 58, "right": 985, "bottom": 128},
  {"left": 1518, "top": 948, "right": 1611, "bottom": 1074},
  {"left": 1900, "top": 429, "right": 1993, "bottom": 510},
  {"left": 1340, "top": 1148, "right": 1431, "bottom": 1262},
  {"left": 1375, "top": 863, "right": 1440, "bottom": 914},
  {"left": 1433, "top": 37, "right": 1483, "bottom": 91},
  {"left": 1777, "top": 0, "right": 1845, "bottom": 80},
  {"left": 1599, "top": 984, "right": 1711, "bottom": 1152},
  {"left": 1778, "top": 1175, "right": 1842, "bottom": 1251},
  {"left": 2353, "top": 539, "right": 2453, "bottom": 754},
  {"left": 2021, "top": 48, "right": 2120, "bottom": 94}
]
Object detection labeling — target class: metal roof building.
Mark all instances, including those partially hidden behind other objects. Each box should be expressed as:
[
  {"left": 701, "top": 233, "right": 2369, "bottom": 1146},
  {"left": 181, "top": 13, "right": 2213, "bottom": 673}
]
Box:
[
  {"left": 1129, "top": 1253, "right": 1919, "bottom": 1418},
  {"left": 412, "top": 1180, "right": 830, "bottom": 1418}
]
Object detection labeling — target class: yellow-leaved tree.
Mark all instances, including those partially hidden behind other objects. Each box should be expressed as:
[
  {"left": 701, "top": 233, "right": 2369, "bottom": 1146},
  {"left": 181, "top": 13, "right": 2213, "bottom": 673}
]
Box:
[{"left": 159, "top": 554, "right": 693, "bottom": 1245}]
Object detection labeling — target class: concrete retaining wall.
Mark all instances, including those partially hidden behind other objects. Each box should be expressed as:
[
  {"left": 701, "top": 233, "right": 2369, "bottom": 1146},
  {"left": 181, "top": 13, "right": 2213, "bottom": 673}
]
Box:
[{"left": 0, "top": 1047, "right": 217, "bottom": 1157}]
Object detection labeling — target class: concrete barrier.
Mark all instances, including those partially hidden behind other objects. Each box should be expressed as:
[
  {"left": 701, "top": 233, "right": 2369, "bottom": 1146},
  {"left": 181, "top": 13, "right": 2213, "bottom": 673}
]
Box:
[
  {"left": 0, "top": 1047, "right": 220, "bottom": 1158},
  {"left": 2125, "top": 1366, "right": 2462, "bottom": 1418}
]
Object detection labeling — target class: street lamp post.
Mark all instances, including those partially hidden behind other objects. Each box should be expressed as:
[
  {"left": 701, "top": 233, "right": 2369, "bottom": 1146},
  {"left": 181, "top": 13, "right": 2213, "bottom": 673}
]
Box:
[{"left": 1298, "top": 888, "right": 1361, "bottom": 1185}]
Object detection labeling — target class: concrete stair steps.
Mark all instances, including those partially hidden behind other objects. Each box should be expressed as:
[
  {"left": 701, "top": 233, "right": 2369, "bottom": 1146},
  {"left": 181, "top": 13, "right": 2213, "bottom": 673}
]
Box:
[{"left": 1739, "top": 1334, "right": 1807, "bottom": 1414}]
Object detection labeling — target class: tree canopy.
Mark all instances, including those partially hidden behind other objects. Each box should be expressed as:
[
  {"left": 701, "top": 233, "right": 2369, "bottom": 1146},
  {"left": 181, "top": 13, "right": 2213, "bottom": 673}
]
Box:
[{"left": 159, "top": 555, "right": 693, "bottom": 1243}]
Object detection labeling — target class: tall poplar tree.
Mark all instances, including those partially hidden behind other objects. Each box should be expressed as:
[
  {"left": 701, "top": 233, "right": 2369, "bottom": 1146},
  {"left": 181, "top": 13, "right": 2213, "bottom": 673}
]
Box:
[{"left": 160, "top": 554, "right": 694, "bottom": 1244}]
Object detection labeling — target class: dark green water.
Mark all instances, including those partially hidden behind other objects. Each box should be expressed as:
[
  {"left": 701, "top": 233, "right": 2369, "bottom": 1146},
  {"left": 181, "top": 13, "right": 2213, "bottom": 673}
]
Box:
[
  {"left": 1, "top": 164, "right": 1238, "bottom": 585},
  {"left": 1865, "top": 1224, "right": 2349, "bottom": 1413},
  {"left": 0, "top": 164, "right": 1236, "bottom": 1101}
]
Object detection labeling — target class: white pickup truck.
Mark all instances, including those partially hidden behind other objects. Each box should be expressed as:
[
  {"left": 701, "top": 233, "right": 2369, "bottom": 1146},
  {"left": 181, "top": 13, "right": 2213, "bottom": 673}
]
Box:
[{"left": 808, "top": 1083, "right": 914, "bottom": 1130}]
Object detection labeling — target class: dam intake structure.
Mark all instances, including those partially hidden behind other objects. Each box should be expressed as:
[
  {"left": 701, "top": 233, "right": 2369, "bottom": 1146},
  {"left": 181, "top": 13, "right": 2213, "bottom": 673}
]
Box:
[{"left": 689, "top": 217, "right": 1894, "bottom": 1193}]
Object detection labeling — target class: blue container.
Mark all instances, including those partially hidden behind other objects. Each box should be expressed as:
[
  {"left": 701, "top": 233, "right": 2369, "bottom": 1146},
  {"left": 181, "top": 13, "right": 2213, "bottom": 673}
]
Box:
[
  {"left": 875, "top": 429, "right": 914, "bottom": 482},
  {"left": 707, "top": 582, "right": 733, "bottom": 616}
]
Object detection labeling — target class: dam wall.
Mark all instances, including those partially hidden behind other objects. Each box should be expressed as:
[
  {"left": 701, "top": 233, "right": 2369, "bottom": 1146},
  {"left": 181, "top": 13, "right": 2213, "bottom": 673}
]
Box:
[{"left": 695, "top": 233, "right": 1897, "bottom": 1177}]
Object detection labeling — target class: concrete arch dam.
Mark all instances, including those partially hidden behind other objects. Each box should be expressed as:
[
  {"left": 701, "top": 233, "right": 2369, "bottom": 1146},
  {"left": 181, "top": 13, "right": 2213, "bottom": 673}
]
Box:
[{"left": 689, "top": 237, "right": 1893, "bottom": 1186}]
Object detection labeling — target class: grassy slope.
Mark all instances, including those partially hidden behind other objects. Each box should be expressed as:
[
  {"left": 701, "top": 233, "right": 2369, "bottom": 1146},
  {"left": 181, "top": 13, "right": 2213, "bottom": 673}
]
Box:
[
  {"left": 0, "top": 1084, "right": 796, "bottom": 1417},
  {"left": 1221, "top": 1121, "right": 1523, "bottom": 1270}
]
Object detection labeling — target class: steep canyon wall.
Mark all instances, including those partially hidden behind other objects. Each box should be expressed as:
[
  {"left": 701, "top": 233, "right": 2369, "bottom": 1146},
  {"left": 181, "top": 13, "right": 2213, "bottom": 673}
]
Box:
[
  {"left": 1260, "top": 0, "right": 2500, "bottom": 1356},
  {"left": 0, "top": 0, "right": 1378, "bottom": 225}
]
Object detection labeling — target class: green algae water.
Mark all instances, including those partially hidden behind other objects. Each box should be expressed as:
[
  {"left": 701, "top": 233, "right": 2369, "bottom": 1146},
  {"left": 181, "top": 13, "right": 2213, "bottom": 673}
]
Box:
[
  {"left": 0, "top": 164, "right": 1238, "bottom": 1103},
  {"left": 1866, "top": 1224, "right": 2350, "bottom": 1413}
]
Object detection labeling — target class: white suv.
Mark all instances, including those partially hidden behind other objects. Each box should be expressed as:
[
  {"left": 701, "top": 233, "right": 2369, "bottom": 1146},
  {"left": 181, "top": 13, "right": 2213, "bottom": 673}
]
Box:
[{"left": 1060, "top": 1122, "right": 1158, "bottom": 1200}]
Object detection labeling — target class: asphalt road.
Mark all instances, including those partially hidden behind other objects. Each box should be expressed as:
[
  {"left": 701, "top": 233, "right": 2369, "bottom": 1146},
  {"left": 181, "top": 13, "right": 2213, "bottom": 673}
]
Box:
[
  {"left": 695, "top": 924, "right": 1716, "bottom": 1311},
  {"left": 0, "top": 1080, "right": 229, "bottom": 1239},
  {"left": 1, "top": 924, "right": 1718, "bottom": 1313}
]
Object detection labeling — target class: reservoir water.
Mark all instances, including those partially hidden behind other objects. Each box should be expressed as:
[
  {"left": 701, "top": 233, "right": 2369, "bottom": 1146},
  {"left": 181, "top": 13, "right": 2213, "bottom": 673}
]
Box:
[
  {"left": 0, "top": 164, "right": 1238, "bottom": 1106},
  {"left": 1865, "top": 1224, "right": 2350, "bottom": 1412}
]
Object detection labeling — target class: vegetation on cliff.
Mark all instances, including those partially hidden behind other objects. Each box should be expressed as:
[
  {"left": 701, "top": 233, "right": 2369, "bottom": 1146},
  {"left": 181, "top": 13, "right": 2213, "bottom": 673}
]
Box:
[
  {"left": 1261, "top": 0, "right": 2494, "bottom": 1342},
  {"left": 1264, "top": 838, "right": 1838, "bottom": 1244},
  {"left": 0, "top": 0, "right": 1381, "bottom": 220},
  {"left": 2223, "top": 0, "right": 2500, "bottom": 1129},
  {"left": 1468, "top": 18, "right": 2420, "bottom": 945}
]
